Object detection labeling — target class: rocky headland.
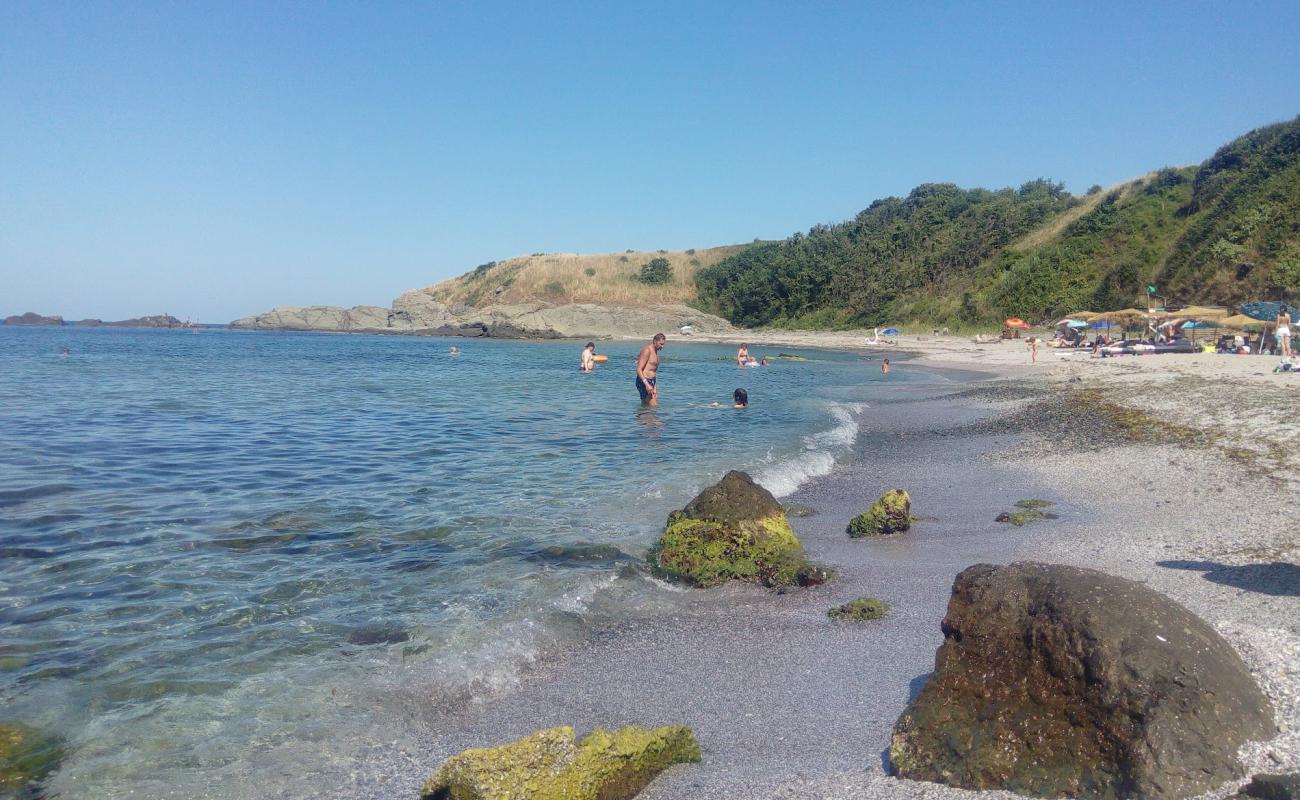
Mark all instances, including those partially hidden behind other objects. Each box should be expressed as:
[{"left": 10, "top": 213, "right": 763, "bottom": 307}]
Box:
[{"left": 230, "top": 295, "right": 734, "bottom": 340}]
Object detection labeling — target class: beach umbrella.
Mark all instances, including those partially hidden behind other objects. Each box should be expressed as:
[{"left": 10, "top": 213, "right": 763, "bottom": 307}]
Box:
[
  {"left": 1004, "top": 318, "right": 1031, "bottom": 329},
  {"left": 1066, "top": 320, "right": 1089, "bottom": 328},
  {"left": 879, "top": 327, "right": 901, "bottom": 335},
  {"left": 1241, "top": 301, "right": 1289, "bottom": 321},
  {"left": 1181, "top": 320, "right": 1216, "bottom": 329},
  {"left": 1089, "top": 320, "right": 1110, "bottom": 329}
]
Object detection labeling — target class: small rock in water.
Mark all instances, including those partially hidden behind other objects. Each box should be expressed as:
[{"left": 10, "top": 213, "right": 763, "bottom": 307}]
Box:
[
  {"left": 1233, "top": 773, "right": 1300, "bottom": 799},
  {"left": 347, "top": 625, "right": 410, "bottom": 646},
  {"left": 782, "top": 503, "right": 816, "bottom": 518},
  {"left": 0, "top": 722, "right": 65, "bottom": 795}
]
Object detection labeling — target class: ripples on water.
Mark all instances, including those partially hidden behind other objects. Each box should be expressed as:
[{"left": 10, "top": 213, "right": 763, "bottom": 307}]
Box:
[{"left": 0, "top": 326, "right": 903, "bottom": 798}]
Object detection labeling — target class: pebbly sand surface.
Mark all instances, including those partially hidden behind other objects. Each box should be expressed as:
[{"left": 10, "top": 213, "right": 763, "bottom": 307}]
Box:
[{"left": 370, "top": 345, "right": 1298, "bottom": 800}]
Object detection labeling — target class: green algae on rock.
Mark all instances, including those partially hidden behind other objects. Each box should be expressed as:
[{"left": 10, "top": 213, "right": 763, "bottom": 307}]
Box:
[
  {"left": 419, "top": 724, "right": 700, "bottom": 800},
  {"left": 0, "top": 722, "right": 65, "bottom": 795},
  {"left": 650, "top": 471, "right": 831, "bottom": 588},
  {"left": 1013, "top": 498, "right": 1055, "bottom": 509},
  {"left": 828, "top": 597, "right": 890, "bottom": 621},
  {"left": 847, "top": 489, "right": 914, "bottom": 537}
]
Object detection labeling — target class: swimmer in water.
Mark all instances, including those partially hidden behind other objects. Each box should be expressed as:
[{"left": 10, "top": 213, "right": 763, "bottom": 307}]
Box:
[
  {"left": 449, "top": 346, "right": 459, "bottom": 355},
  {"left": 736, "top": 343, "right": 750, "bottom": 367},
  {"left": 61, "top": 347, "right": 70, "bottom": 356},
  {"left": 760, "top": 357, "right": 768, "bottom": 366},
  {"left": 580, "top": 342, "right": 595, "bottom": 372},
  {"left": 733, "top": 388, "right": 748, "bottom": 408},
  {"left": 882, "top": 359, "right": 890, "bottom": 375}
]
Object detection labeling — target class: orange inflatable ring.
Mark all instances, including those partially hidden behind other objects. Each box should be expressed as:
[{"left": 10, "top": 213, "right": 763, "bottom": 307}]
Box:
[{"left": 592, "top": 354, "right": 608, "bottom": 363}]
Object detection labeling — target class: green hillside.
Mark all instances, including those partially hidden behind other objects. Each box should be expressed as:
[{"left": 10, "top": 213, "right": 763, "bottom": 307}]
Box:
[{"left": 695, "top": 115, "right": 1300, "bottom": 327}]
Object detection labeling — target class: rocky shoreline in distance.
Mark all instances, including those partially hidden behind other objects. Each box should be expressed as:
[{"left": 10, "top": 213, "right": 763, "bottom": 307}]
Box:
[
  {"left": 229, "top": 291, "right": 736, "bottom": 340},
  {"left": 2, "top": 312, "right": 192, "bottom": 328}
]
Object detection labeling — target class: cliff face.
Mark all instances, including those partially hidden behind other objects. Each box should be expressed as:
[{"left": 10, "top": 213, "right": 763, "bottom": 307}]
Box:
[{"left": 230, "top": 296, "right": 734, "bottom": 339}]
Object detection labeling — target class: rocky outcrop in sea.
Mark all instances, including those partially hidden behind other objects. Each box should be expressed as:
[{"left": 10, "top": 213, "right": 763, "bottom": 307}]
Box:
[
  {"left": 230, "top": 287, "right": 735, "bottom": 339},
  {"left": 3, "top": 312, "right": 64, "bottom": 326}
]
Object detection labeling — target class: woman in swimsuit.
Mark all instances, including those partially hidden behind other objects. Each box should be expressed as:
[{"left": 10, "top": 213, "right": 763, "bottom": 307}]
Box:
[
  {"left": 1277, "top": 307, "right": 1292, "bottom": 358},
  {"left": 736, "top": 343, "right": 750, "bottom": 367}
]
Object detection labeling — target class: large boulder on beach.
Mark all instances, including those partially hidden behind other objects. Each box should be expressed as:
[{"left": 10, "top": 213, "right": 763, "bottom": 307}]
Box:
[
  {"left": 847, "top": 489, "right": 913, "bottom": 537},
  {"left": 419, "top": 724, "right": 700, "bottom": 800},
  {"left": 650, "top": 471, "right": 831, "bottom": 588},
  {"left": 890, "top": 562, "right": 1275, "bottom": 800}
]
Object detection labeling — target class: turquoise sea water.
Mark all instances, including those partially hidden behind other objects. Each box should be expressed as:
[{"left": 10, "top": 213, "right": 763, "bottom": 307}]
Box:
[{"left": 0, "top": 326, "right": 912, "bottom": 798}]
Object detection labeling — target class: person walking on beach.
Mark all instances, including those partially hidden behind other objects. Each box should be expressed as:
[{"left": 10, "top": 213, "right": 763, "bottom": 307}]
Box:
[
  {"left": 1026, "top": 336, "right": 1039, "bottom": 364},
  {"left": 1277, "top": 306, "right": 1292, "bottom": 358},
  {"left": 636, "top": 333, "right": 665, "bottom": 405},
  {"left": 580, "top": 342, "right": 596, "bottom": 372}
]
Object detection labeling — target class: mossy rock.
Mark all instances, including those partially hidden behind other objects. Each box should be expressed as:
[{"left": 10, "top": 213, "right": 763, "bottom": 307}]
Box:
[
  {"left": 1013, "top": 499, "right": 1055, "bottom": 510},
  {"left": 650, "top": 471, "right": 831, "bottom": 588},
  {"left": 995, "top": 509, "right": 1058, "bottom": 526},
  {"left": 0, "top": 722, "right": 65, "bottom": 795},
  {"left": 829, "top": 597, "right": 891, "bottom": 621},
  {"left": 847, "top": 489, "right": 914, "bottom": 537},
  {"left": 419, "top": 724, "right": 700, "bottom": 800},
  {"left": 782, "top": 503, "right": 816, "bottom": 518}
]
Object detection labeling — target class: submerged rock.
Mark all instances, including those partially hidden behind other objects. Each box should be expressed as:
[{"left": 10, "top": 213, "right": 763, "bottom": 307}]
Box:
[
  {"left": 828, "top": 597, "right": 890, "bottom": 621},
  {"left": 847, "top": 489, "right": 913, "bottom": 537},
  {"left": 419, "top": 724, "right": 700, "bottom": 800},
  {"left": 1233, "top": 773, "right": 1300, "bottom": 799},
  {"left": 650, "top": 471, "right": 831, "bottom": 588},
  {"left": 890, "top": 562, "right": 1276, "bottom": 800},
  {"left": 0, "top": 722, "right": 65, "bottom": 794}
]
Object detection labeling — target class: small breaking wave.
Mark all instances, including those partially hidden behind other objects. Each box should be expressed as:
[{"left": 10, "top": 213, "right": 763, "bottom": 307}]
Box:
[{"left": 754, "top": 401, "right": 865, "bottom": 497}]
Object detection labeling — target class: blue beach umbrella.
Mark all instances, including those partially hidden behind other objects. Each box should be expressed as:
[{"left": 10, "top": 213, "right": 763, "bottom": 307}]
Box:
[
  {"left": 1181, "top": 320, "right": 1215, "bottom": 329},
  {"left": 1089, "top": 320, "right": 1110, "bottom": 329},
  {"left": 879, "top": 327, "right": 901, "bottom": 335},
  {"left": 1066, "top": 320, "right": 1089, "bottom": 329}
]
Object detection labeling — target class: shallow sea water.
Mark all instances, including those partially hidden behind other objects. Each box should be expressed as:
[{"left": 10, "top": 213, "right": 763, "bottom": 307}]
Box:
[{"left": 0, "top": 326, "right": 914, "bottom": 798}]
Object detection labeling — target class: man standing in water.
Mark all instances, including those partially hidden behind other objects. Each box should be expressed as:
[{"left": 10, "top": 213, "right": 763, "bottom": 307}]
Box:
[{"left": 636, "top": 333, "right": 666, "bottom": 405}]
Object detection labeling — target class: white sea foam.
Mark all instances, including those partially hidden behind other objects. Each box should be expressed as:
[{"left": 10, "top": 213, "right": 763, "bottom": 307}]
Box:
[{"left": 754, "top": 401, "right": 865, "bottom": 497}]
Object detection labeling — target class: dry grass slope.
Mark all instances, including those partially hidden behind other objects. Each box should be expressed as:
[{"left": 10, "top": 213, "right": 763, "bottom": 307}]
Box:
[
  {"left": 425, "top": 246, "right": 747, "bottom": 308},
  {"left": 1010, "top": 173, "right": 1161, "bottom": 251}
]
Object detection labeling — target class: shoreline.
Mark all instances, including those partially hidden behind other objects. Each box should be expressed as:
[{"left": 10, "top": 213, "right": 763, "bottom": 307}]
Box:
[{"left": 359, "top": 350, "right": 1297, "bottom": 799}]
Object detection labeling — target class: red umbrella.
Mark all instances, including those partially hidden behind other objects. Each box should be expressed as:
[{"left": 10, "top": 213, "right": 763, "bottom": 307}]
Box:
[{"left": 1004, "top": 318, "right": 1031, "bottom": 330}]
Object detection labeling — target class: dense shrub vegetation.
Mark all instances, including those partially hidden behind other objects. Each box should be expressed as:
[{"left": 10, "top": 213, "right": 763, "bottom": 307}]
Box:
[{"left": 696, "top": 116, "right": 1300, "bottom": 327}]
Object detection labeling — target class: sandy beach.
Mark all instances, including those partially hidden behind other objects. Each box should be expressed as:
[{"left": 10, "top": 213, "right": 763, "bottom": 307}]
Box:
[{"left": 360, "top": 341, "right": 1298, "bottom": 800}]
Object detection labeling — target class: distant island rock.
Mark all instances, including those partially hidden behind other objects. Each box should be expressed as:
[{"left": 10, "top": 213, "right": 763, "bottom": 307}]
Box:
[
  {"left": 99, "top": 314, "right": 187, "bottom": 328},
  {"left": 3, "top": 312, "right": 64, "bottom": 326}
]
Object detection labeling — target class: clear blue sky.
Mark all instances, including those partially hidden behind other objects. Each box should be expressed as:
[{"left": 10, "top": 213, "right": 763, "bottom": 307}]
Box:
[{"left": 3, "top": 1, "right": 1299, "bottom": 322}]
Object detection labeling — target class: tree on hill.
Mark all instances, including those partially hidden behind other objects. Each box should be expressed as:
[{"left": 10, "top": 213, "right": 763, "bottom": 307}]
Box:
[{"left": 638, "top": 257, "right": 673, "bottom": 285}]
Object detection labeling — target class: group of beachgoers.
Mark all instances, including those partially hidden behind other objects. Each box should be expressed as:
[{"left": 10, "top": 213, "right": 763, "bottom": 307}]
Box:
[{"left": 580, "top": 333, "right": 751, "bottom": 409}]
